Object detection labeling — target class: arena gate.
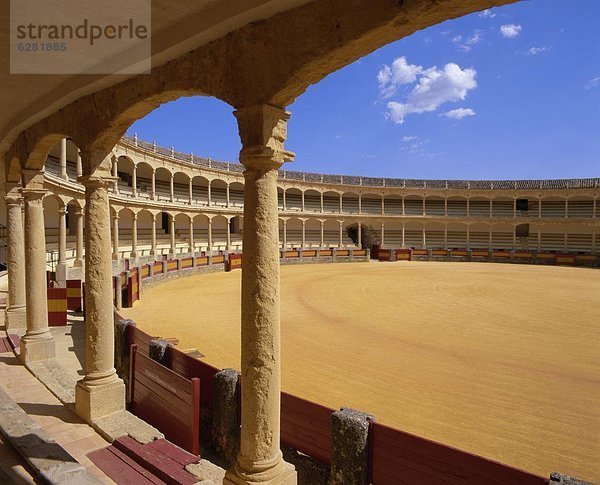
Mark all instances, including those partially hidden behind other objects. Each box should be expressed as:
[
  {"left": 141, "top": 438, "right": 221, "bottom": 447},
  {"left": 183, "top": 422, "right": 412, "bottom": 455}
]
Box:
[{"left": 129, "top": 344, "right": 200, "bottom": 455}]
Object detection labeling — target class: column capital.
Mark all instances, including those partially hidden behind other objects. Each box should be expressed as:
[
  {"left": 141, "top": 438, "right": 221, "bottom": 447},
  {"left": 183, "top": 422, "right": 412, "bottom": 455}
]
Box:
[
  {"left": 234, "top": 104, "right": 295, "bottom": 171},
  {"left": 131, "top": 213, "right": 138, "bottom": 221},
  {"left": 58, "top": 207, "right": 67, "bottom": 216},
  {"left": 21, "top": 187, "right": 47, "bottom": 201},
  {"left": 4, "top": 190, "right": 23, "bottom": 205},
  {"left": 74, "top": 207, "right": 84, "bottom": 216}
]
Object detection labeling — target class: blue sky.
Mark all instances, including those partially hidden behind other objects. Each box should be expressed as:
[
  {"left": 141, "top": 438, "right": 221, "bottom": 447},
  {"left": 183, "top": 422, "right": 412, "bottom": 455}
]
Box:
[{"left": 127, "top": 0, "right": 600, "bottom": 180}]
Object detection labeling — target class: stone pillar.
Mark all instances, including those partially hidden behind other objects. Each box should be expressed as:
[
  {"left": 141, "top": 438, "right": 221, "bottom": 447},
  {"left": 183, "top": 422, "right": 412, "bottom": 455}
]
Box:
[
  {"left": 282, "top": 190, "right": 286, "bottom": 211},
  {"left": 320, "top": 220, "right": 324, "bottom": 247},
  {"left": 320, "top": 192, "right": 324, "bottom": 213},
  {"left": 301, "top": 191, "right": 305, "bottom": 212},
  {"left": 169, "top": 175, "right": 174, "bottom": 202},
  {"left": 538, "top": 198, "right": 542, "bottom": 218},
  {"left": 112, "top": 213, "right": 120, "bottom": 260},
  {"left": 151, "top": 170, "right": 156, "bottom": 200},
  {"left": 422, "top": 197, "right": 426, "bottom": 216},
  {"left": 422, "top": 226, "right": 426, "bottom": 249},
  {"left": 225, "top": 104, "right": 296, "bottom": 485},
  {"left": 489, "top": 199, "right": 493, "bottom": 218},
  {"left": 226, "top": 219, "right": 232, "bottom": 251},
  {"left": 207, "top": 182, "right": 212, "bottom": 206},
  {"left": 338, "top": 221, "right": 343, "bottom": 247},
  {"left": 466, "top": 225, "right": 470, "bottom": 249},
  {"left": 381, "top": 197, "right": 385, "bottom": 215},
  {"left": 170, "top": 215, "right": 176, "bottom": 255},
  {"left": 189, "top": 178, "right": 193, "bottom": 205},
  {"left": 330, "top": 408, "right": 373, "bottom": 485},
  {"left": 301, "top": 220, "right": 306, "bottom": 248},
  {"left": 131, "top": 164, "right": 137, "bottom": 197},
  {"left": 4, "top": 187, "right": 27, "bottom": 331},
  {"left": 446, "top": 198, "right": 449, "bottom": 217},
  {"left": 402, "top": 196, "right": 405, "bottom": 216},
  {"left": 445, "top": 225, "right": 449, "bottom": 249},
  {"left": 489, "top": 227, "right": 493, "bottom": 249},
  {"left": 381, "top": 222, "right": 385, "bottom": 248},
  {"left": 76, "top": 149, "right": 83, "bottom": 178},
  {"left": 20, "top": 171, "right": 55, "bottom": 363},
  {"left": 189, "top": 217, "right": 195, "bottom": 253},
  {"left": 401, "top": 223, "right": 406, "bottom": 248},
  {"left": 466, "top": 198, "right": 470, "bottom": 218},
  {"left": 207, "top": 218, "right": 213, "bottom": 252},
  {"left": 60, "top": 138, "right": 68, "bottom": 180},
  {"left": 282, "top": 220, "right": 287, "bottom": 250},
  {"left": 226, "top": 184, "right": 230, "bottom": 208},
  {"left": 74, "top": 207, "right": 84, "bottom": 267},
  {"left": 150, "top": 214, "right": 157, "bottom": 256},
  {"left": 112, "top": 157, "right": 119, "bottom": 194},
  {"left": 564, "top": 198, "right": 569, "bottom": 219},
  {"left": 130, "top": 213, "right": 138, "bottom": 258},
  {"left": 55, "top": 205, "right": 68, "bottom": 286},
  {"left": 76, "top": 174, "right": 125, "bottom": 422},
  {"left": 339, "top": 194, "right": 343, "bottom": 213},
  {"left": 513, "top": 198, "right": 517, "bottom": 218},
  {"left": 537, "top": 230, "right": 541, "bottom": 251},
  {"left": 357, "top": 223, "right": 362, "bottom": 249}
]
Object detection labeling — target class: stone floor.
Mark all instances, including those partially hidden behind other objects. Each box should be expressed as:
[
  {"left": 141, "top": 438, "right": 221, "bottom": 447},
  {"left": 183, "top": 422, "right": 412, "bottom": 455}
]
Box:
[{"left": 0, "top": 345, "right": 114, "bottom": 483}]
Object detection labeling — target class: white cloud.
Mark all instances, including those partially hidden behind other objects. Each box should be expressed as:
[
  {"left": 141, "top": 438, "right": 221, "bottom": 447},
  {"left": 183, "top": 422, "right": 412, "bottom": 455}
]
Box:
[
  {"left": 441, "top": 108, "right": 476, "bottom": 120},
  {"left": 377, "top": 57, "right": 423, "bottom": 98},
  {"left": 527, "top": 46, "right": 547, "bottom": 55},
  {"left": 500, "top": 24, "right": 522, "bottom": 38},
  {"left": 452, "top": 30, "right": 483, "bottom": 51},
  {"left": 479, "top": 9, "right": 496, "bottom": 19},
  {"left": 401, "top": 136, "right": 418, "bottom": 142},
  {"left": 386, "top": 62, "right": 477, "bottom": 124},
  {"left": 585, "top": 77, "right": 600, "bottom": 90}
]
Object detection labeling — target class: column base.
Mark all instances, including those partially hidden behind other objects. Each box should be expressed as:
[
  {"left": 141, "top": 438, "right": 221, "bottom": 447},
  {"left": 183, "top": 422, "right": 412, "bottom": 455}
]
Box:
[
  {"left": 5, "top": 307, "right": 27, "bottom": 332},
  {"left": 224, "top": 460, "right": 296, "bottom": 485},
  {"left": 20, "top": 334, "right": 55, "bottom": 364},
  {"left": 75, "top": 377, "right": 126, "bottom": 423}
]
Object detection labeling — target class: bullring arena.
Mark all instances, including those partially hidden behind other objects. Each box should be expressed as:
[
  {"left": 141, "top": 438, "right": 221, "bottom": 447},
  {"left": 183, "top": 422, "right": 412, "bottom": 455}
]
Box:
[{"left": 0, "top": 1, "right": 598, "bottom": 484}]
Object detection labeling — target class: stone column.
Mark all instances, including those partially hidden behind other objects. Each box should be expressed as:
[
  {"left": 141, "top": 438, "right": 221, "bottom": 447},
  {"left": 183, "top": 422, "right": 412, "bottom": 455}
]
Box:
[
  {"left": 207, "top": 218, "right": 213, "bottom": 252},
  {"left": 76, "top": 174, "right": 125, "bottom": 422},
  {"left": 60, "top": 138, "right": 68, "bottom": 180},
  {"left": 130, "top": 213, "right": 138, "bottom": 258},
  {"left": 301, "top": 191, "right": 305, "bottom": 212},
  {"left": 422, "top": 226, "right": 426, "bottom": 248},
  {"left": 446, "top": 198, "right": 449, "bottom": 217},
  {"left": 338, "top": 221, "right": 343, "bottom": 247},
  {"left": 169, "top": 175, "right": 174, "bottom": 202},
  {"left": 131, "top": 165, "right": 137, "bottom": 197},
  {"left": 20, "top": 171, "right": 55, "bottom": 363},
  {"left": 170, "top": 215, "right": 176, "bottom": 255},
  {"left": 4, "top": 187, "right": 27, "bottom": 331},
  {"left": 74, "top": 207, "right": 84, "bottom": 267},
  {"left": 401, "top": 223, "right": 406, "bottom": 248},
  {"left": 149, "top": 214, "right": 157, "bottom": 256},
  {"left": 564, "top": 198, "right": 569, "bottom": 219},
  {"left": 112, "top": 157, "right": 119, "bottom": 194},
  {"left": 282, "top": 190, "right": 286, "bottom": 211},
  {"left": 422, "top": 197, "right": 425, "bottom": 216},
  {"left": 282, "top": 220, "right": 287, "bottom": 250},
  {"left": 381, "top": 197, "right": 385, "bottom": 215},
  {"left": 445, "top": 225, "right": 449, "bottom": 249},
  {"left": 226, "top": 219, "right": 231, "bottom": 251},
  {"left": 207, "top": 182, "right": 212, "bottom": 206},
  {"left": 339, "top": 194, "right": 343, "bottom": 213},
  {"left": 226, "top": 184, "right": 230, "bottom": 208},
  {"left": 381, "top": 222, "right": 385, "bottom": 248},
  {"left": 225, "top": 104, "right": 296, "bottom": 485},
  {"left": 112, "top": 213, "right": 120, "bottom": 260},
  {"left": 301, "top": 220, "right": 306, "bottom": 248},
  {"left": 466, "top": 225, "right": 470, "bottom": 249},
  {"left": 401, "top": 196, "right": 405, "bottom": 216},
  {"left": 489, "top": 227, "right": 493, "bottom": 249},
  {"left": 76, "top": 149, "right": 83, "bottom": 178},
  {"left": 538, "top": 198, "right": 542, "bottom": 218},
  {"left": 320, "top": 192, "right": 324, "bottom": 213},
  {"left": 55, "top": 205, "right": 68, "bottom": 286},
  {"left": 357, "top": 223, "right": 362, "bottom": 249},
  {"left": 189, "top": 178, "right": 193, "bottom": 205},
  {"left": 466, "top": 198, "right": 470, "bottom": 218},
  {"left": 189, "top": 217, "right": 195, "bottom": 253},
  {"left": 320, "top": 220, "right": 324, "bottom": 247},
  {"left": 359, "top": 195, "right": 362, "bottom": 214},
  {"left": 151, "top": 170, "right": 156, "bottom": 200},
  {"left": 513, "top": 198, "right": 517, "bottom": 218}
]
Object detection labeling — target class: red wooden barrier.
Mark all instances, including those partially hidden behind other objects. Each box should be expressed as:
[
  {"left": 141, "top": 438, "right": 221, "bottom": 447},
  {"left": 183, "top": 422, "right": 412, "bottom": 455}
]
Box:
[
  {"left": 166, "top": 259, "right": 178, "bottom": 272},
  {"left": 353, "top": 249, "right": 367, "bottom": 257},
  {"left": 141, "top": 264, "right": 151, "bottom": 279},
  {"left": 127, "top": 272, "right": 140, "bottom": 307},
  {"left": 396, "top": 249, "right": 411, "bottom": 261},
  {"left": 181, "top": 257, "right": 193, "bottom": 269},
  {"left": 536, "top": 252, "right": 556, "bottom": 263},
  {"left": 212, "top": 255, "right": 225, "bottom": 264},
  {"left": 336, "top": 249, "right": 349, "bottom": 257},
  {"left": 369, "top": 422, "right": 547, "bottom": 485},
  {"left": 319, "top": 249, "right": 333, "bottom": 257},
  {"left": 196, "top": 256, "right": 209, "bottom": 266},
  {"left": 303, "top": 249, "right": 317, "bottom": 257},
  {"left": 431, "top": 249, "right": 449, "bottom": 257},
  {"left": 128, "top": 325, "right": 157, "bottom": 356},
  {"left": 129, "top": 345, "right": 200, "bottom": 455},
  {"left": 575, "top": 253, "right": 598, "bottom": 266},
  {"left": 280, "top": 392, "right": 333, "bottom": 465},
  {"left": 167, "top": 346, "right": 220, "bottom": 410},
  {"left": 47, "top": 287, "right": 67, "bottom": 326},
  {"left": 228, "top": 254, "right": 242, "bottom": 271},
  {"left": 555, "top": 253, "right": 575, "bottom": 265},
  {"left": 412, "top": 249, "right": 428, "bottom": 256},
  {"left": 153, "top": 261, "right": 164, "bottom": 275},
  {"left": 285, "top": 250, "right": 300, "bottom": 258},
  {"left": 377, "top": 249, "right": 391, "bottom": 261},
  {"left": 66, "top": 279, "right": 83, "bottom": 311},
  {"left": 492, "top": 250, "right": 511, "bottom": 259},
  {"left": 46, "top": 271, "right": 56, "bottom": 288}
]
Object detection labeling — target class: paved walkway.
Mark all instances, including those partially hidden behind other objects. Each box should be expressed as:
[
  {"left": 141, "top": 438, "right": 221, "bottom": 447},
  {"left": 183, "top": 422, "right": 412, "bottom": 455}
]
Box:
[{"left": 0, "top": 346, "right": 114, "bottom": 484}]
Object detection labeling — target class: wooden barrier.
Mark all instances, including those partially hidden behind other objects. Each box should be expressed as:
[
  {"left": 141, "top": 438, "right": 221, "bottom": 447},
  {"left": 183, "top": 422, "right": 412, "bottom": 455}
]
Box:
[
  {"left": 167, "top": 259, "right": 178, "bottom": 272},
  {"left": 319, "top": 249, "right": 333, "bottom": 257},
  {"left": 431, "top": 249, "right": 449, "bottom": 257},
  {"left": 47, "top": 287, "right": 67, "bottom": 326},
  {"left": 167, "top": 346, "right": 220, "bottom": 410},
  {"left": 285, "top": 250, "right": 300, "bottom": 258},
  {"left": 181, "top": 257, "right": 193, "bottom": 269},
  {"left": 353, "top": 249, "right": 367, "bottom": 257},
  {"left": 212, "top": 255, "right": 224, "bottom": 264},
  {"left": 411, "top": 249, "right": 428, "bottom": 261},
  {"left": 377, "top": 249, "right": 391, "bottom": 261},
  {"left": 196, "top": 256, "right": 209, "bottom": 266},
  {"left": 536, "top": 252, "right": 556, "bottom": 264},
  {"left": 66, "top": 279, "right": 83, "bottom": 311},
  {"left": 396, "top": 249, "right": 411, "bottom": 261},
  {"left": 129, "top": 325, "right": 157, "bottom": 357},
  {"left": 129, "top": 345, "right": 200, "bottom": 455},
  {"left": 336, "top": 249, "right": 349, "bottom": 257},
  {"left": 575, "top": 253, "right": 598, "bottom": 266},
  {"left": 555, "top": 253, "right": 575, "bottom": 266},
  {"left": 302, "top": 249, "right": 317, "bottom": 258},
  {"left": 46, "top": 271, "right": 56, "bottom": 288},
  {"left": 228, "top": 254, "right": 242, "bottom": 271},
  {"left": 369, "top": 421, "right": 547, "bottom": 485},
  {"left": 153, "top": 261, "right": 163, "bottom": 275},
  {"left": 281, "top": 392, "right": 333, "bottom": 465},
  {"left": 141, "top": 264, "right": 151, "bottom": 279},
  {"left": 127, "top": 272, "right": 140, "bottom": 307}
]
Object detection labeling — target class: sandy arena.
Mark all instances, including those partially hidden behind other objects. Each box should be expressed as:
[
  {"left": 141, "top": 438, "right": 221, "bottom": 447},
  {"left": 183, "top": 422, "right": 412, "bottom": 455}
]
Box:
[{"left": 121, "top": 261, "right": 600, "bottom": 482}]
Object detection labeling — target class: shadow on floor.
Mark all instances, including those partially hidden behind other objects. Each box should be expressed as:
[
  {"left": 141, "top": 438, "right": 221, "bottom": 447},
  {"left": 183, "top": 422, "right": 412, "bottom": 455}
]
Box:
[{"left": 17, "top": 402, "right": 83, "bottom": 425}]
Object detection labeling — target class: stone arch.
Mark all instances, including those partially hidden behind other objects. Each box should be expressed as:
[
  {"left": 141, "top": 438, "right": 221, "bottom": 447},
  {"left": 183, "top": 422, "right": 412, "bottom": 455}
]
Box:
[
  {"left": 192, "top": 175, "right": 210, "bottom": 205},
  {"left": 229, "top": 181, "right": 244, "bottom": 207},
  {"left": 323, "top": 190, "right": 342, "bottom": 213},
  {"left": 341, "top": 192, "right": 359, "bottom": 214},
  {"left": 154, "top": 167, "right": 173, "bottom": 201},
  {"left": 211, "top": 179, "right": 228, "bottom": 206},
  {"left": 304, "top": 189, "right": 321, "bottom": 213},
  {"left": 173, "top": 171, "right": 191, "bottom": 203},
  {"left": 135, "top": 161, "right": 154, "bottom": 199},
  {"left": 362, "top": 192, "right": 383, "bottom": 215}
]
